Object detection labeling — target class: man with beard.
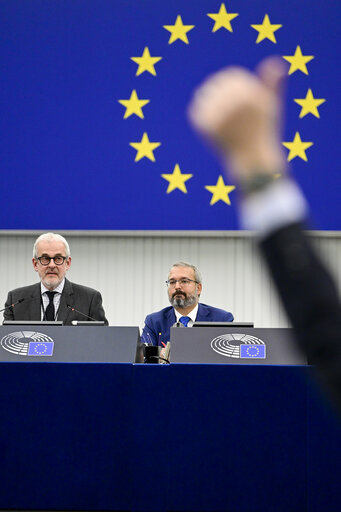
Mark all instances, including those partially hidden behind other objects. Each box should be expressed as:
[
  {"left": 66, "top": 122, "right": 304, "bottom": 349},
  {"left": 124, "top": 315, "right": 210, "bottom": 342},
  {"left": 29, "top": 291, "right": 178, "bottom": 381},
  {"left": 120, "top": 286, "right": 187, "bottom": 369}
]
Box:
[
  {"left": 3, "top": 232, "right": 108, "bottom": 325},
  {"left": 141, "top": 262, "right": 234, "bottom": 345}
]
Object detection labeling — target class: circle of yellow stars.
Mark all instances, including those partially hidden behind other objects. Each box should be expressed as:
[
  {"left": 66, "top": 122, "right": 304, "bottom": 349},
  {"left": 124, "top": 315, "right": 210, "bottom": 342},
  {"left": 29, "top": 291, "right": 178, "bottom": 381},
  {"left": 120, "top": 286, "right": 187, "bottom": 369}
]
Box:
[{"left": 118, "top": 3, "right": 326, "bottom": 206}]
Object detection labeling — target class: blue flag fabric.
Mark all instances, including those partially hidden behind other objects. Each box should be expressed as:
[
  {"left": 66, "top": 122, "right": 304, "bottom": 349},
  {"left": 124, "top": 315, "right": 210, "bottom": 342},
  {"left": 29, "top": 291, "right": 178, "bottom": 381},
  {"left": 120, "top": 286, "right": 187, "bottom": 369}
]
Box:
[
  {"left": 0, "top": 0, "right": 339, "bottom": 230},
  {"left": 240, "top": 344, "right": 266, "bottom": 359},
  {"left": 28, "top": 342, "right": 54, "bottom": 357}
]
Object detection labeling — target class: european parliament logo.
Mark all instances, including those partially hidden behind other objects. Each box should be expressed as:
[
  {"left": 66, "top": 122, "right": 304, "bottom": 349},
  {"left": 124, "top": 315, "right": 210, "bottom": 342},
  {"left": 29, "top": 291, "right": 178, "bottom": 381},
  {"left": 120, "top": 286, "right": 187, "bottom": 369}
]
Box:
[
  {"left": 211, "top": 333, "right": 266, "bottom": 359},
  {"left": 0, "top": 331, "right": 54, "bottom": 357}
]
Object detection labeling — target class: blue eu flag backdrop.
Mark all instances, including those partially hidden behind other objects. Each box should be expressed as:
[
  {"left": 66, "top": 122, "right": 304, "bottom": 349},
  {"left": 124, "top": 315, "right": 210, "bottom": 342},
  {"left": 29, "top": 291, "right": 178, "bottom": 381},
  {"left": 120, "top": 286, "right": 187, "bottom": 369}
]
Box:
[{"left": 0, "top": 0, "right": 339, "bottom": 230}]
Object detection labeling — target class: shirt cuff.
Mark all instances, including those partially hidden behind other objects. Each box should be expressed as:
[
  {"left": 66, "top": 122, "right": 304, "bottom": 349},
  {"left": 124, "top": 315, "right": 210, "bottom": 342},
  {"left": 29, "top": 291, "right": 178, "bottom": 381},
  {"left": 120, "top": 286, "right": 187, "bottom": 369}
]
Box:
[{"left": 240, "top": 178, "right": 308, "bottom": 237}]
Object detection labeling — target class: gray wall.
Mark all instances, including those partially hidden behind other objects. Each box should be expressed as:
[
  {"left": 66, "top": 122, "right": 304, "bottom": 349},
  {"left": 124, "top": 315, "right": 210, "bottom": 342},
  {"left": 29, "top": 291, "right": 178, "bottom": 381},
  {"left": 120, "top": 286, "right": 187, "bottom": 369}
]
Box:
[{"left": 1, "top": 231, "right": 340, "bottom": 329}]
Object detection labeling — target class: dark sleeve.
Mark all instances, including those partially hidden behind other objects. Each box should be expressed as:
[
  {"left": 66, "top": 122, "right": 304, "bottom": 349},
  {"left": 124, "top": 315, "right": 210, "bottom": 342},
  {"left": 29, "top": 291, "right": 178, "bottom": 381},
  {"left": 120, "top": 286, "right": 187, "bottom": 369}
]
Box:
[
  {"left": 3, "top": 292, "right": 15, "bottom": 321},
  {"left": 260, "top": 222, "right": 341, "bottom": 410},
  {"left": 89, "top": 291, "right": 109, "bottom": 326}
]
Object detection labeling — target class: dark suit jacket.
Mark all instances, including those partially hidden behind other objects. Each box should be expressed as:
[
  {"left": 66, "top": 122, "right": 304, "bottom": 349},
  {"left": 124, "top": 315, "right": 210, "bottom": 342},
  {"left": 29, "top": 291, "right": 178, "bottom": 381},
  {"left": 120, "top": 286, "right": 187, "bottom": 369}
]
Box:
[
  {"left": 260, "top": 222, "right": 341, "bottom": 411},
  {"left": 4, "top": 278, "right": 108, "bottom": 325},
  {"left": 141, "top": 302, "right": 234, "bottom": 345}
]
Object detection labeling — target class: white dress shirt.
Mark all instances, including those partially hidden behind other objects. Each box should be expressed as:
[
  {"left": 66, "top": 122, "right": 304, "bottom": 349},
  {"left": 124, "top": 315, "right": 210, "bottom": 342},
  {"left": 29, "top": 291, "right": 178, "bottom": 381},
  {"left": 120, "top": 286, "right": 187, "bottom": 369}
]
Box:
[
  {"left": 174, "top": 303, "right": 199, "bottom": 327},
  {"left": 40, "top": 279, "right": 65, "bottom": 320}
]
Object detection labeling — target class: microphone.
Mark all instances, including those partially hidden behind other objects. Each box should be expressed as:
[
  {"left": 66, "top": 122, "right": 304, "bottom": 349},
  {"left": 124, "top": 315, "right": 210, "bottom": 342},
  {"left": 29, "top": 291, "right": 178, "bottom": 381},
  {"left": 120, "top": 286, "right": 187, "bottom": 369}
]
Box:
[
  {"left": 0, "top": 298, "right": 25, "bottom": 314},
  {"left": 67, "top": 304, "right": 98, "bottom": 322},
  {"left": 172, "top": 321, "right": 185, "bottom": 327}
]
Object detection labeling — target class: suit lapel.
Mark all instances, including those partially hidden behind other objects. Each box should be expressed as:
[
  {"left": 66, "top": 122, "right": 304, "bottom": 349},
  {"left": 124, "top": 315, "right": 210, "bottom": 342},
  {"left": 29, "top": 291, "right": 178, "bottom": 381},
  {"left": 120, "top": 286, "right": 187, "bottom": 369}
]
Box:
[
  {"left": 196, "top": 303, "right": 209, "bottom": 321},
  {"left": 167, "top": 308, "right": 176, "bottom": 326},
  {"left": 57, "top": 279, "right": 74, "bottom": 324},
  {"left": 28, "top": 284, "right": 43, "bottom": 320}
]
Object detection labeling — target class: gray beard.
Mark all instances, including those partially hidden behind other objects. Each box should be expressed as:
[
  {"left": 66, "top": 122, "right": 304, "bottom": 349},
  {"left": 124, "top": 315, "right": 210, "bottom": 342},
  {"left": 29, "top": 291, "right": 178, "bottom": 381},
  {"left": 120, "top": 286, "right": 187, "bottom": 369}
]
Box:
[{"left": 170, "top": 292, "right": 197, "bottom": 309}]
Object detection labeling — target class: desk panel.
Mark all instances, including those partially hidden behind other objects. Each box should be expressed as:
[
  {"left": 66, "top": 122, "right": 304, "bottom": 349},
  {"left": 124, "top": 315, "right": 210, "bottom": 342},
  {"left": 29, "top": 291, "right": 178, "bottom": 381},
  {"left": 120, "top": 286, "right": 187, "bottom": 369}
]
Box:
[
  {"left": 0, "top": 362, "right": 340, "bottom": 511},
  {"left": 0, "top": 363, "right": 132, "bottom": 511}
]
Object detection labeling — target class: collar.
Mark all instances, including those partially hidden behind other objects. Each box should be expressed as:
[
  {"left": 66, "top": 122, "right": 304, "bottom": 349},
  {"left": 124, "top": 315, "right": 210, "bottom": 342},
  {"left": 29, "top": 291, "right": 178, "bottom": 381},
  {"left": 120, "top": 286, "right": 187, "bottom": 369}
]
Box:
[
  {"left": 41, "top": 278, "right": 65, "bottom": 295},
  {"left": 174, "top": 303, "right": 199, "bottom": 322}
]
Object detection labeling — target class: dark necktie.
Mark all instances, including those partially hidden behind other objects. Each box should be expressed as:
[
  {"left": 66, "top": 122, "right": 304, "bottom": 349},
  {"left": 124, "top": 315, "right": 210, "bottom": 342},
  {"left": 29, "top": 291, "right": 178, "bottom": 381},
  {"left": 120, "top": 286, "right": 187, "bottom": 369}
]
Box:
[
  {"left": 45, "top": 291, "right": 56, "bottom": 321},
  {"left": 179, "top": 316, "right": 191, "bottom": 327}
]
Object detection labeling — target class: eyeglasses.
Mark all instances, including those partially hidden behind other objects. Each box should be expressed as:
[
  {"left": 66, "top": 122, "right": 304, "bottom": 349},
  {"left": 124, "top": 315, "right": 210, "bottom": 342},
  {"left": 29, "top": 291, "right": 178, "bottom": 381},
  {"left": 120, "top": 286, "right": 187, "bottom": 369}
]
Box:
[
  {"left": 36, "top": 256, "right": 67, "bottom": 266},
  {"left": 165, "top": 278, "right": 198, "bottom": 287}
]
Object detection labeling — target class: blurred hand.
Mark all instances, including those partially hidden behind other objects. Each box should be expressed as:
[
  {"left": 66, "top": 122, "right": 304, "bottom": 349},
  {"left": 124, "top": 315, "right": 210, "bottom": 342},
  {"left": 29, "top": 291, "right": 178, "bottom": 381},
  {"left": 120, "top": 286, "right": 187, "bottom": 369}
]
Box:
[{"left": 188, "top": 57, "right": 287, "bottom": 181}]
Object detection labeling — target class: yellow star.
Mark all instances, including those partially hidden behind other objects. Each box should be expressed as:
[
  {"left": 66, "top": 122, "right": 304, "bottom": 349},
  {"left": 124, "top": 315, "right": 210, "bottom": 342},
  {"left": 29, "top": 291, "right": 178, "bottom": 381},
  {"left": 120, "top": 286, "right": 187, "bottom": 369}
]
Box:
[
  {"left": 294, "top": 88, "right": 326, "bottom": 118},
  {"left": 131, "top": 47, "right": 162, "bottom": 77},
  {"left": 282, "top": 132, "right": 313, "bottom": 162},
  {"left": 163, "top": 15, "right": 195, "bottom": 44},
  {"left": 129, "top": 133, "right": 161, "bottom": 162},
  {"left": 282, "top": 46, "right": 314, "bottom": 75},
  {"left": 205, "top": 175, "right": 235, "bottom": 205},
  {"left": 251, "top": 14, "right": 282, "bottom": 44},
  {"left": 118, "top": 90, "right": 150, "bottom": 119},
  {"left": 161, "top": 164, "right": 193, "bottom": 193},
  {"left": 207, "top": 3, "right": 239, "bottom": 33}
]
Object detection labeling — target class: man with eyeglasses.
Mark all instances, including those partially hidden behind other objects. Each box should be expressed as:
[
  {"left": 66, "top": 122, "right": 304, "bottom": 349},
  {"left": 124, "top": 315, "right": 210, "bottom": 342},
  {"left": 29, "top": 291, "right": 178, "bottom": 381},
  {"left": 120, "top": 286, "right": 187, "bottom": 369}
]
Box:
[
  {"left": 141, "top": 262, "right": 233, "bottom": 345},
  {"left": 3, "top": 232, "right": 108, "bottom": 325}
]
